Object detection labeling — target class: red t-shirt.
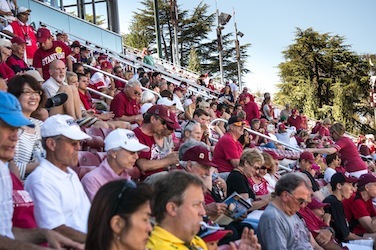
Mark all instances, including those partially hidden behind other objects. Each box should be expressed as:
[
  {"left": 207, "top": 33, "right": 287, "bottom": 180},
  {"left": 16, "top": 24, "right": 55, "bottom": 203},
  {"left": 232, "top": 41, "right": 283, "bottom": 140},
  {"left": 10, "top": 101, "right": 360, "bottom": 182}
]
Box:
[
  {"left": 212, "top": 133, "right": 243, "bottom": 172},
  {"left": 0, "top": 61, "right": 15, "bottom": 80},
  {"left": 319, "top": 126, "right": 330, "bottom": 137},
  {"left": 243, "top": 101, "right": 260, "bottom": 124},
  {"left": 78, "top": 90, "right": 93, "bottom": 111},
  {"left": 287, "top": 115, "right": 302, "bottom": 130},
  {"left": 333, "top": 137, "right": 368, "bottom": 172},
  {"left": 248, "top": 177, "right": 269, "bottom": 196},
  {"left": 110, "top": 91, "right": 140, "bottom": 119},
  {"left": 33, "top": 40, "right": 71, "bottom": 80},
  {"left": 11, "top": 173, "right": 37, "bottom": 229},
  {"left": 133, "top": 127, "right": 164, "bottom": 180},
  {"left": 343, "top": 193, "right": 376, "bottom": 235}
]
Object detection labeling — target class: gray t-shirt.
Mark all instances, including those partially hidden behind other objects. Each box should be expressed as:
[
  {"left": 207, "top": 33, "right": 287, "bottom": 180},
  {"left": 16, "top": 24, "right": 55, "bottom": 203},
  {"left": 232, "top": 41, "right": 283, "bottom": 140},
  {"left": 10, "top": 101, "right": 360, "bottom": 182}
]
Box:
[{"left": 258, "top": 202, "right": 313, "bottom": 250}]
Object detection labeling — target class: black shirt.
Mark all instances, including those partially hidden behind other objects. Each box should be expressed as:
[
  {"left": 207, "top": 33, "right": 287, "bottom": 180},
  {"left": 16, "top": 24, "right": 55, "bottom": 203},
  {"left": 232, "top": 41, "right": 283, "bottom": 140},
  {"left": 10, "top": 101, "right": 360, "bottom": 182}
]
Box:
[
  {"left": 226, "top": 170, "right": 256, "bottom": 201},
  {"left": 323, "top": 194, "right": 350, "bottom": 242}
]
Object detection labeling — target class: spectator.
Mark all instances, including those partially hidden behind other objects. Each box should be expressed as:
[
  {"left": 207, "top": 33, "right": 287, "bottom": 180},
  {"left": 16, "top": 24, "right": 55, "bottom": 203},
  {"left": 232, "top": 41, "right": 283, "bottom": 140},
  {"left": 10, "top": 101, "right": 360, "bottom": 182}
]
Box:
[
  {"left": 33, "top": 27, "right": 72, "bottom": 80},
  {"left": 69, "top": 40, "right": 80, "bottom": 63},
  {"left": 261, "top": 151, "right": 283, "bottom": 193},
  {"left": 0, "top": 73, "right": 7, "bottom": 91},
  {"left": 280, "top": 103, "right": 291, "bottom": 120},
  {"left": 82, "top": 129, "right": 149, "bottom": 201},
  {"left": 85, "top": 180, "right": 153, "bottom": 250},
  {"left": 147, "top": 171, "right": 207, "bottom": 249},
  {"left": 142, "top": 48, "right": 154, "bottom": 67},
  {"left": 43, "top": 59, "right": 81, "bottom": 119},
  {"left": 287, "top": 109, "right": 302, "bottom": 131},
  {"left": 258, "top": 173, "right": 317, "bottom": 250},
  {"left": 0, "top": 38, "right": 15, "bottom": 80},
  {"left": 7, "top": 36, "right": 30, "bottom": 73},
  {"left": 318, "top": 118, "right": 331, "bottom": 137},
  {"left": 25, "top": 114, "right": 91, "bottom": 243},
  {"left": 306, "top": 122, "right": 368, "bottom": 178},
  {"left": 323, "top": 153, "right": 341, "bottom": 184},
  {"left": 242, "top": 94, "right": 260, "bottom": 125},
  {"left": 218, "top": 85, "right": 235, "bottom": 107},
  {"left": 297, "top": 152, "right": 321, "bottom": 193},
  {"left": 0, "top": 91, "right": 83, "bottom": 250},
  {"left": 7, "top": 75, "right": 46, "bottom": 180},
  {"left": 89, "top": 60, "right": 115, "bottom": 101},
  {"left": 110, "top": 79, "right": 143, "bottom": 124},
  {"left": 226, "top": 149, "right": 269, "bottom": 210},
  {"left": 113, "top": 65, "right": 125, "bottom": 90},
  {"left": 213, "top": 115, "right": 245, "bottom": 174},
  {"left": 324, "top": 173, "right": 375, "bottom": 247},
  {"left": 0, "top": 0, "right": 17, "bottom": 22},
  {"left": 133, "top": 104, "right": 179, "bottom": 182},
  {"left": 342, "top": 174, "right": 376, "bottom": 236}
]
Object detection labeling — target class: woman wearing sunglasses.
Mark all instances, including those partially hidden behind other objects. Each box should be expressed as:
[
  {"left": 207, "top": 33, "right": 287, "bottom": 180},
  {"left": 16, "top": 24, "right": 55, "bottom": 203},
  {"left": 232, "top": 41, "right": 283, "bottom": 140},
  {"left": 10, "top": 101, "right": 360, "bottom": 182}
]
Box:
[{"left": 86, "top": 180, "right": 153, "bottom": 250}]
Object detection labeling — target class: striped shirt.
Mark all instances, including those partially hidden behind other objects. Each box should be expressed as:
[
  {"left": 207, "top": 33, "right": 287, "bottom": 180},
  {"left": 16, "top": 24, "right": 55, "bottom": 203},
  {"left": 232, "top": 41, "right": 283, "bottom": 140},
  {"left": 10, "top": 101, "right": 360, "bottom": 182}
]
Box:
[{"left": 14, "top": 118, "right": 45, "bottom": 179}]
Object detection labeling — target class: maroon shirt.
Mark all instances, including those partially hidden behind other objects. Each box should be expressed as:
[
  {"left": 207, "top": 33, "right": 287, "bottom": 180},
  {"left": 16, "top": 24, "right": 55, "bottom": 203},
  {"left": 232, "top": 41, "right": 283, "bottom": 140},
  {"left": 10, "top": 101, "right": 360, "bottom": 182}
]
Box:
[
  {"left": 333, "top": 137, "right": 367, "bottom": 172},
  {"left": 212, "top": 133, "right": 243, "bottom": 172},
  {"left": 33, "top": 40, "right": 71, "bottom": 80},
  {"left": 110, "top": 91, "right": 140, "bottom": 119},
  {"left": 287, "top": 115, "right": 302, "bottom": 130},
  {"left": 7, "top": 54, "right": 29, "bottom": 73},
  {"left": 243, "top": 101, "right": 260, "bottom": 124}
]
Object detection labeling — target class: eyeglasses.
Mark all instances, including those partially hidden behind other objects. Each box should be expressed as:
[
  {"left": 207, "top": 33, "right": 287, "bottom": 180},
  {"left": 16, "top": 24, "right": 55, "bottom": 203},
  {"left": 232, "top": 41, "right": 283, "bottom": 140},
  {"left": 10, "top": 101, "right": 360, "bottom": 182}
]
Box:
[
  {"left": 133, "top": 90, "right": 142, "bottom": 96},
  {"left": 22, "top": 89, "right": 43, "bottom": 96},
  {"left": 20, "top": 12, "right": 30, "bottom": 15},
  {"left": 111, "top": 180, "right": 137, "bottom": 216},
  {"left": 286, "top": 191, "right": 308, "bottom": 205}
]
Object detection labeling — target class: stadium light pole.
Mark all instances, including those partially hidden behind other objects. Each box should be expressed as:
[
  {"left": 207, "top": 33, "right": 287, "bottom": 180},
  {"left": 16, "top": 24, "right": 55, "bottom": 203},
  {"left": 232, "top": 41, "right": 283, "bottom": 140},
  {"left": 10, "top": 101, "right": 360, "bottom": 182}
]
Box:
[
  {"left": 233, "top": 8, "right": 243, "bottom": 90},
  {"left": 216, "top": 0, "right": 231, "bottom": 86}
]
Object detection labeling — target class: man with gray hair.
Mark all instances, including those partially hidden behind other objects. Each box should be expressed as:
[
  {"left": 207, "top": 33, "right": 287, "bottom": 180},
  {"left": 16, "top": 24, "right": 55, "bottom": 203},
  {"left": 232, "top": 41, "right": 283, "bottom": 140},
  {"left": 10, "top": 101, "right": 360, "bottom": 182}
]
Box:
[
  {"left": 258, "top": 173, "right": 320, "bottom": 250},
  {"left": 110, "top": 79, "right": 143, "bottom": 124}
]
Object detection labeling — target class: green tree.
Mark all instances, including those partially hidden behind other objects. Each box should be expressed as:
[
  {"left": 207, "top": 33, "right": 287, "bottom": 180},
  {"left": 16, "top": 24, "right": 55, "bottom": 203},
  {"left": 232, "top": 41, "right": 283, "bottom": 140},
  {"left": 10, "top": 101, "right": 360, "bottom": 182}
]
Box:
[
  {"left": 123, "top": 0, "right": 251, "bottom": 82},
  {"left": 187, "top": 48, "right": 200, "bottom": 73},
  {"left": 275, "top": 27, "right": 372, "bottom": 133}
]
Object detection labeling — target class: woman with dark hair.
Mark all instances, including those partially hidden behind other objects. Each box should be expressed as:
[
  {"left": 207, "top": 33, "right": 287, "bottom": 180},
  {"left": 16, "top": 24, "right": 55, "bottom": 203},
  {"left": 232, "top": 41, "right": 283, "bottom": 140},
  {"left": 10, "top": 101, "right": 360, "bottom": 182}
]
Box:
[
  {"left": 7, "top": 74, "right": 47, "bottom": 179},
  {"left": 218, "top": 85, "right": 235, "bottom": 106},
  {"left": 86, "top": 180, "right": 153, "bottom": 250}
]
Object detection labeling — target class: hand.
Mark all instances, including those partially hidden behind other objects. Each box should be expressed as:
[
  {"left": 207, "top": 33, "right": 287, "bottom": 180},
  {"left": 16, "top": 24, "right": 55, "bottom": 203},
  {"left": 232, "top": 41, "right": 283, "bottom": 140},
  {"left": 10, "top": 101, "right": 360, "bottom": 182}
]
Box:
[
  {"left": 229, "top": 228, "right": 261, "bottom": 250},
  {"left": 43, "top": 229, "right": 84, "bottom": 250},
  {"left": 167, "top": 152, "right": 179, "bottom": 165},
  {"left": 204, "top": 202, "right": 227, "bottom": 217},
  {"left": 323, "top": 213, "right": 331, "bottom": 225},
  {"left": 135, "top": 114, "right": 144, "bottom": 122},
  {"left": 315, "top": 229, "right": 332, "bottom": 246}
]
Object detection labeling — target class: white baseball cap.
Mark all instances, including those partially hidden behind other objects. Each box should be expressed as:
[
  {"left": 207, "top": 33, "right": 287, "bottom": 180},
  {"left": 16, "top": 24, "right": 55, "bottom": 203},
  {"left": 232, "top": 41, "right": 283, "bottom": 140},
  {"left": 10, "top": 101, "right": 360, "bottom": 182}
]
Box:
[
  {"left": 157, "top": 97, "right": 175, "bottom": 107},
  {"left": 41, "top": 114, "right": 91, "bottom": 140},
  {"left": 104, "top": 129, "right": 149, "bottom": 152}
]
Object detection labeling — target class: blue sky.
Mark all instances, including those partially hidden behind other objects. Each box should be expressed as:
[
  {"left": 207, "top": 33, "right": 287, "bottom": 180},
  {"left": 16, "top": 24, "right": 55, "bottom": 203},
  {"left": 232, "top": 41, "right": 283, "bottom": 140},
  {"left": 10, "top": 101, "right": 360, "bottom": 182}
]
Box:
[{"left": 118, "top": 0, "right": 375, "bottom": 94}]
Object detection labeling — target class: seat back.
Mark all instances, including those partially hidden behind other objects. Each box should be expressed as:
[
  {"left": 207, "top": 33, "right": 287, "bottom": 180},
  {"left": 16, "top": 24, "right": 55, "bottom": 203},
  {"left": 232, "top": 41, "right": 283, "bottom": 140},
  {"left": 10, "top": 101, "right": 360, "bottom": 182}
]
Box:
[
  {"left": 83, "top": 126, "right": 105, "bottom": 139},
  {"left": 78, "top": 151, "right": 101, "bottom": 167},
  {"left": 100, "top": 127, "right": 113, "bottom": 138}
]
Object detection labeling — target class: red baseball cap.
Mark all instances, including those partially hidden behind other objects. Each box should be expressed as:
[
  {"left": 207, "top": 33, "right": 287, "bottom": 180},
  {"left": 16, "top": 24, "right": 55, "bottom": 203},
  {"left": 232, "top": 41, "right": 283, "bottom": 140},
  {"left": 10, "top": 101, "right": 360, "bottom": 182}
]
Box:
[
  {"left": 182, "top": 145, "right": 217, "bottom": 167},
  {"left": 36, "top": 28, "right": 52, "bottom": 43},
  {"left": 147, "top": 105, "right": 174, "bottom": 124},
  {"left": 300, "top": 151, "right": 316, "bottom": 164},
  {"left": 166, "top": 110, "right": 180, "bottom": 130},
  {"left": 100, "top": 61, "right": 113, "bottom": 69},
  {"left": 307, "top": 198, "right": 329, "bottom": 210},
  {"left": 11, "top": 36, "right": 27, "bottom": 45},
  {"left": 357, "top": 173, "right": 376, "bottom": 189},
  {"left": 201, "top": 229, "right": 232, "bottom": 243},
  {"left": 263, "top": 150, "right": 284, "bottom": 160}
]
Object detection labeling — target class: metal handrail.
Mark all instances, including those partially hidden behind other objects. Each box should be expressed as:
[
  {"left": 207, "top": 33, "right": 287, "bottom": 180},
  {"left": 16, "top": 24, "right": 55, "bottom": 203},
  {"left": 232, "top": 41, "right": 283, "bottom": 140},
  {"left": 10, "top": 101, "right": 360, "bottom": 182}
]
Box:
[
  {"left": 41, "top": 22, "right": 219, "bottom": 98},
  {"left": 83, "top": 64, "right": 161, "bottom": 99},
  {"left": 86, "top": 87, "right": 113, "bottom": 100},
  {"left": 209, "top": 118, "right": 303, "bottom": 152}
]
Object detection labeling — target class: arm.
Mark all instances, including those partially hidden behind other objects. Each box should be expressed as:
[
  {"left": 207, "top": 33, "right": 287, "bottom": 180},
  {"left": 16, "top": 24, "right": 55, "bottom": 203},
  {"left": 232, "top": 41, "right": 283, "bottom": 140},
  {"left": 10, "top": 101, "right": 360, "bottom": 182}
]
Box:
[
  {"left": 310, "top": 232, "right": 324, "bottom": 250},
  {"left": 230, "top": 159, "right": 240, "bottom": 169},
  {"left": 54, "top": 225, "right": 86, "bottom": 244},
  {"left": 358, "top": 216, "right": 376, "bottom": 233},
  {"left": 66, "top": 56, "right": 73, "bottom": 72},
  {"left": 305, "top": 147, "right": 337, "bottom": 155},
  {"left": 115, "top": 114, "right": 143, "bottom": 123},
  {"left": 0, "top": 235, "right": 46, "bottom": 250},
  {"left": 136, "top": 153, "right": 178, "bottom": 172},
  {"left": 13, "top": 227, "right": 84, "bottom": 249},
  {"left": 36, "top": 68, "right": 43, "bottom": 80}
]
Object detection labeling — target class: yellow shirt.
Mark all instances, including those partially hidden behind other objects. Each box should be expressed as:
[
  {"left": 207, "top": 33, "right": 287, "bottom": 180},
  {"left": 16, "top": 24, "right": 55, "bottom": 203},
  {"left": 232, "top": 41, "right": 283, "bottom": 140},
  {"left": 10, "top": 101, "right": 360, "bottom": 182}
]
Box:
[{"left": 147, "top": 225, "right": 208, "bottom": 250}]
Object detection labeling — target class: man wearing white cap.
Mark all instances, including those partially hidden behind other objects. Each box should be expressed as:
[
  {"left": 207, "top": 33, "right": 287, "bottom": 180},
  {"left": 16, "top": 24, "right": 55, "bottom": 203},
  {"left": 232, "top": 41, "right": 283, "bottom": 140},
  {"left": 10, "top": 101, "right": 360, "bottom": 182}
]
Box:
[
  {"left": 81, "top": 129, "right": 149, "bottom": 201},
  {"left": 25, "top": 114, "right": 91, "bottom": 243},
  {"left": 0, "top": 93, "right": 83, "bottom": 249}
]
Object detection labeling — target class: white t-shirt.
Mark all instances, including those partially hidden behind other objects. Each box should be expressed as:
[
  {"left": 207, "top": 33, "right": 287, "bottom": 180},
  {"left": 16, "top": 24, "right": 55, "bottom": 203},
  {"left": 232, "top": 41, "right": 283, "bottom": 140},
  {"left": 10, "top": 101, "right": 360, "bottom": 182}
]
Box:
[{"left": 324, "top": 168, "right": 336, "bottom": 183}]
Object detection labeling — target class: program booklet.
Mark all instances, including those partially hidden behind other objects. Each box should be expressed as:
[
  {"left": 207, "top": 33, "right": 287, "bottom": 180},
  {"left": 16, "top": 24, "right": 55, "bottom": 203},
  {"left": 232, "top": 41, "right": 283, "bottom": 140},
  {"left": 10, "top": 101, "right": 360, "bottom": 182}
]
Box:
[{"left": 214, "top": 192, "right": 252, "bottom": 225}]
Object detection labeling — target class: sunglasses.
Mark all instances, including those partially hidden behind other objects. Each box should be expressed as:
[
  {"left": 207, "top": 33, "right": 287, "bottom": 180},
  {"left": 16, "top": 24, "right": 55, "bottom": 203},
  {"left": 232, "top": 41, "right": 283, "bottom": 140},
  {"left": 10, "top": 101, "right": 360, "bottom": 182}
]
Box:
[
  {"left": 111, "top": 180, "right": 137, "bottom": 216},
  {"left": 232, "top": 121, "right": 245, "bottom": 127},
  {"left": 155, "top": 115, "right": 166, "bottom": 125},
  {"left": 133, "top": 90, "right": 142, "bottom": 96},
  {"left": 286, "top": 191, "right": 308, "bottom": 205}
]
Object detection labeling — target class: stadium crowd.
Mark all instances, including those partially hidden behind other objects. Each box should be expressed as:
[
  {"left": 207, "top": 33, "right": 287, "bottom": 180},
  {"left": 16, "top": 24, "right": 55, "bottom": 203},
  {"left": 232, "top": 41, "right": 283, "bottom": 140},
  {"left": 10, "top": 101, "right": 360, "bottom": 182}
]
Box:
[{"left": 2, "top": 4, "right": 376, "bottom": 250}]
